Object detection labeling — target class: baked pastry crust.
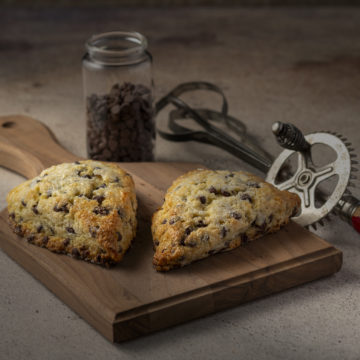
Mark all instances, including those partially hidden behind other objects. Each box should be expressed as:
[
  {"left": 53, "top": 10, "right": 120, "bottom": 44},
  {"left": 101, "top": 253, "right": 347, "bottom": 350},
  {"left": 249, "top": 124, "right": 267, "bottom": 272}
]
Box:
[
  {"left": 152, "top": 169, "right": 301, "bottom": 271},
  {"left": 7, "top": 160, "right": 137, "bottom": 266}
]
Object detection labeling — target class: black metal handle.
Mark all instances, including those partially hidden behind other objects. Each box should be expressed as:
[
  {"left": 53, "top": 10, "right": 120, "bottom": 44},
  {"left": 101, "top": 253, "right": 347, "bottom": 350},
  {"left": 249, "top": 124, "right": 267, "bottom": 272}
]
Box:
[{"left": 272, "top": 122, "right": 310, "bottom": 152}]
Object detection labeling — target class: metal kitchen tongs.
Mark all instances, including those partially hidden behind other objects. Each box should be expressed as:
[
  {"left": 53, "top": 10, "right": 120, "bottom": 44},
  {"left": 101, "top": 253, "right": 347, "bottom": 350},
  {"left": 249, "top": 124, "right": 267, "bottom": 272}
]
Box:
[{"left": 155, "top": 81, "right": 273, "bottom": 173}]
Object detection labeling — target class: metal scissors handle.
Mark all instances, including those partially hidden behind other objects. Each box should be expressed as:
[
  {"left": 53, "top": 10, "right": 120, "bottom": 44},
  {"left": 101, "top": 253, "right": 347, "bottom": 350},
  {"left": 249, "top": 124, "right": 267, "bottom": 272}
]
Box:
[{"left": 155, "top": 82, "right": 272, "bottom": 173}]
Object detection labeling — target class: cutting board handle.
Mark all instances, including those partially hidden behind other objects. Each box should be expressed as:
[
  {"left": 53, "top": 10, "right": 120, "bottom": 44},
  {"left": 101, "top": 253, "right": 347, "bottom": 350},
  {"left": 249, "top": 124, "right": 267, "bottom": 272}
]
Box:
[{"left": 0, "top": 115, "right": 80, "bottom": 179}]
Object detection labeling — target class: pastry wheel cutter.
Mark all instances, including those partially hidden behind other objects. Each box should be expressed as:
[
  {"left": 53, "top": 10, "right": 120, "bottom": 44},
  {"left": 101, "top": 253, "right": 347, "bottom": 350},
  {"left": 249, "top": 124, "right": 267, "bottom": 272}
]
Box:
[{"left": 155, "top": 82, "right": 360, "bottom": 232}]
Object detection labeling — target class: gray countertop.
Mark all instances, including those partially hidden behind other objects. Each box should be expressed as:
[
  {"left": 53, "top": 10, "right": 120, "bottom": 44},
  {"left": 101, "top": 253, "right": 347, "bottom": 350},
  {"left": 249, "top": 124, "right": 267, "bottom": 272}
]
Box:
[{"left": 1, "top": 7, "right": 360, "bottom": 360}]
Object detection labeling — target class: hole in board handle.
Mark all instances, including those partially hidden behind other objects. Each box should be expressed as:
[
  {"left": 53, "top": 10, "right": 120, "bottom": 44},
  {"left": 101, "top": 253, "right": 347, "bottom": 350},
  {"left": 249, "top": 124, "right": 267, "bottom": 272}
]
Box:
[{"left": 1, "top": 121, "right": 16, "bottom": 128}]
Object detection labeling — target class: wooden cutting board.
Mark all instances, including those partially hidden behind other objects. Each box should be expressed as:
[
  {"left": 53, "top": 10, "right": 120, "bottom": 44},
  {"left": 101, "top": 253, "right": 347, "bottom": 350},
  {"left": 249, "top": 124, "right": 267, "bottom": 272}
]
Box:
[{"left": 0, "top": 115, "right": 342, "bottom": 342}]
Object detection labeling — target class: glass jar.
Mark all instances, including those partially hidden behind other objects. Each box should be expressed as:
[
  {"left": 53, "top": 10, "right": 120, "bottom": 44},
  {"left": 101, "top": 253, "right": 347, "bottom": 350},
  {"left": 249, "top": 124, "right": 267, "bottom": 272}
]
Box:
[{"left": 82, "top": 31, "right": 155, "bottom": 162}]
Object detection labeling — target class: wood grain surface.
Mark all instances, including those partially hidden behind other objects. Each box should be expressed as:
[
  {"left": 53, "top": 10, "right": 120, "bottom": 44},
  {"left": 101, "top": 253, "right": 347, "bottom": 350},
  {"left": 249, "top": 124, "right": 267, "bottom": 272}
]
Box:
[{"left": 0, "top": 115, "right": 342, "bottom": 342}]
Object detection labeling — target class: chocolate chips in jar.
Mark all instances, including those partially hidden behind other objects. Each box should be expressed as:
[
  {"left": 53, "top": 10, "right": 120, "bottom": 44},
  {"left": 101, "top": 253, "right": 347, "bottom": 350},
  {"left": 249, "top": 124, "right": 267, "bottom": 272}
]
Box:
[{"left": 86, "top": 82, "right": 155, "bottom": 162}]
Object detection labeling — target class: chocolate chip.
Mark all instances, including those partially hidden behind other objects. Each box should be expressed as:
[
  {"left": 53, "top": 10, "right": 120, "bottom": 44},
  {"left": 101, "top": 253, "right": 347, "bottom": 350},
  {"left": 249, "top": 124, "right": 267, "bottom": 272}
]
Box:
[
  {"left": 113, "top": 177, "right": 120, "bottom": 183},
  {"left": 268, "top": 214, "right": 274, "bottom": 223},
  {"left": 117, "top": 232, "right": 122, "bottom": 241},
  {"left": 221, "top": 190, "right": 231, "bottom": 197},
  {"left": 66, "top": 227, "right": 75, "bottom": 234},
  {"left": 21, "top": 200, "right": 26, "bottom": 207},
  {"left": 251, "top": 217, "right": 267, "bottom": 232},
  {"left": 74, "top": 161, "right": 80, "bottom": 164},
  {"left": 82, "top": 250, "right": 90, "bottom": 258},
  {"left": 225, "top": 173, "right": 234, "bottom": 178},
  {"left": 240, "top": 194, "right": 252, "bottom": 203},
  {"left": 241, "top": 233, "right": 249, "bottom": 245},
  {"left": 87, "top": 82, "right": 154, "bottom": 162},
  {"left": 42, "top": 236, "right": 49, "bottom": 245},
  {"left": 154, "top": 240, "right": 159, "bottom": 246},
  {"left": 169, "top": 216, "right": 180, "bottom": 225},
  {"left": 93, "top": 206, "right": 110, "bottom": 216},
  {"left": 187, "top": 241, "right": 197, "bottom": 247},
  {"left": 32, "top": 205, "right": 39, "bottom": 215},
  {"left": 180, "top": 236, "right": 196, "bottom": 247},
  {"left": 184, "top": 227, "right": 193, "bottom": 236},
  {"left": 201, "top": 233, "right": 210, "bottom": 242},
  {"left": 71, "top": 248, "right": 80, "bottom": 258},
  {"left": 196, "top": 220, "right": 207, "bottom": 227},
  {"left": 96, "top": 184, "right": 107, "bottom": 189},
  {"left": 77, "top": 170, "right": 92, "bottom": 179},
  {"left": 209, "top": 186, "right": 217, "bottom": 194},
  {"left": 37, "top": 225, "right": 43, "bottom": 233},
  {"left": 220, "top": 226, "right": 227, "bottom": 238},
  {"left": 247, "top": 181, "right": 260, "bottom": 188},
  {"left": 103, "top": 258, "right": 116, "bottom": 268},
  {"left": 14, "top": 225, "right": 22, "bottom": 234},
  {"left": 89, "top": 226, "right": 99, "bottom": 238},
  {"left": 53, "top": 203, "right": 69, "bottom": 213},
  {"left": 9, "top": 212, "right": 15, "bottom": 220},
  {"left": 231, "top": 212, "right": 242, "bottom": 220},
  {"left": 224, "top": 240, "right": 231, "bottom": 248},
  {"left": 96, "top": 254, "right": 102, "bottom": 263},
  {"left": 80, "top": 245, "right": 88, "bottom": 251},
  {"left": 259, "top": 222, "right": 267, "bottom": 232},
  {"left": 27, "top": 235, "right": 35, "bottom": 243},
  {"left": 199, "top": 196, "right": 206, "bottom": 204},
  {"left": 111, "top": 104, "right": 121, "bottom": 115},
  {"left": 49, "top": 227, "right": 55, "bottom": 235},
  {"left": 63, "top": 238, "right": 70, "bottom": 247},
  {"left": 117, "top": 207, "right": 125, "bottom": 218},
  {"left": 93, "top": 195, "right": 105, "bottom": 204},
  {"left": 161, "top": 219, "right": 167, "bottom": 225}
]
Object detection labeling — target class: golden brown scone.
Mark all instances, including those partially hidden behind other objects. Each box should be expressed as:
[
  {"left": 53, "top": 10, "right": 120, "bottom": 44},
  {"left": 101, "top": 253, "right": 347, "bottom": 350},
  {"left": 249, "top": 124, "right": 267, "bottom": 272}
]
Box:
[
  {"left": 152, "top": 169, "right": 300, "bottom": 271},
  {"left": 7, "top": 160, "right": 137, "bottom": 266}
]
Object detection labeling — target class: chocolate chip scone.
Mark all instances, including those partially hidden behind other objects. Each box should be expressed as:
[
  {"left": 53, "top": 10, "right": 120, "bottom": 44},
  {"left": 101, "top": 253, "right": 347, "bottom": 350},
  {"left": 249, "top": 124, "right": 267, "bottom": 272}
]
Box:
[
  {"left": 7, "top": 160, "right": 137, "bottom": 266},
  {"left": 152, "top": 169, "right": 301, "bottom": 271}
]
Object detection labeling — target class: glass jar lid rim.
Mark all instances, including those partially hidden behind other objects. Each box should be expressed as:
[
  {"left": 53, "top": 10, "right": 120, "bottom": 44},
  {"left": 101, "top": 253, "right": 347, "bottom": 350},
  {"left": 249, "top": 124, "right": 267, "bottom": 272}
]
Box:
[{"left": 86, "top": 31, "right": 148, "bottom": 58}]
